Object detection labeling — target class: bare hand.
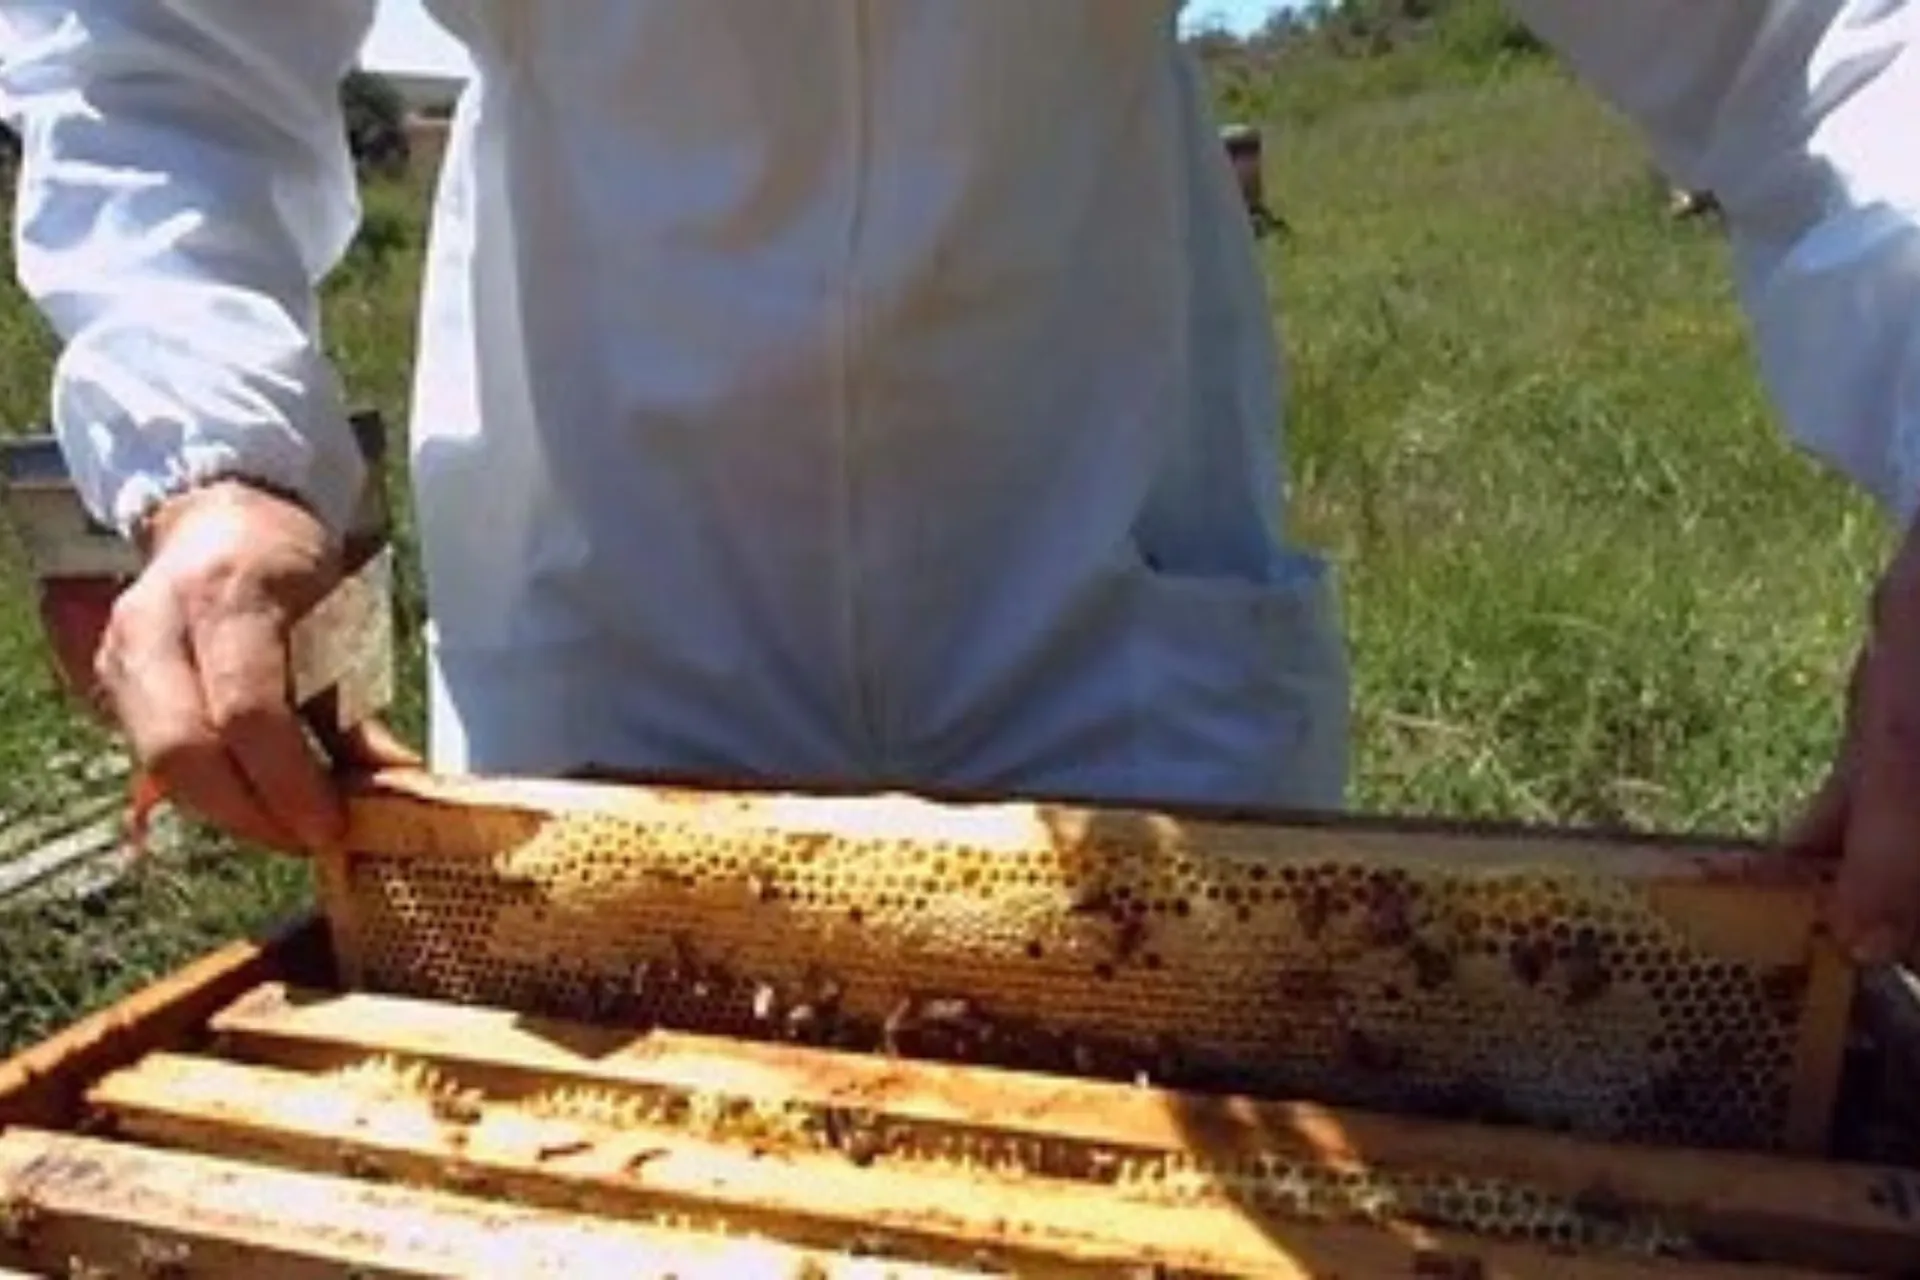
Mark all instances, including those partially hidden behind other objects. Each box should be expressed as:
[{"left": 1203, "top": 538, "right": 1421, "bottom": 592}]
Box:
[
  {"left": 93, "top": 479, "right": 417, "bottom": 853},
  {"left": 1788, "top": 527, "right": 1920, "bottom": 965}
]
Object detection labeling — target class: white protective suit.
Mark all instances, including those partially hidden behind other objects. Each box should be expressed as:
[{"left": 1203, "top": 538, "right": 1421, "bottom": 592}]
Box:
[{"left": 0, "top": 2, "right": 1915, "bottom": 811}]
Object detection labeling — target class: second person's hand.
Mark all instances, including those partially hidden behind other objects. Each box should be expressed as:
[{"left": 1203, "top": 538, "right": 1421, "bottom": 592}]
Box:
[{"left": 1789, "top": 522, "right": 1920, "bottom": 966}]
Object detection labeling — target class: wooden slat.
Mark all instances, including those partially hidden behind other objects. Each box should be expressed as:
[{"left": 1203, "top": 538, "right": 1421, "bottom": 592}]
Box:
[
  {"left": 86, "top": 1051, "right": 1842, "bottom": 1279},
  {"left": 0, "top": 1127, "right": 972, "bottom": 1278},
  {"left": 208, "top": 982, "right": 1920, "bottom": 1276},
  {"left": 0, "top": 790, "right": 121, "bottom": 869},
  {"left": 342, "top": 768, "right": 1831, "bottom": 886},
  {"left": 1787, "top": 945, "right": 1857, "bottom": 1152},
  {"left": 0, "top": 914, "right": 330, "bottom": 1132},
  {"left": 312, "top": 840, "right": 370, "bottom": 990}
]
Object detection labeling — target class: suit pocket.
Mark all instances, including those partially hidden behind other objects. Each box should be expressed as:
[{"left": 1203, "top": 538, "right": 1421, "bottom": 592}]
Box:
[{"left": 1123, "top": 550, "right": 1351, "bottom": 811}]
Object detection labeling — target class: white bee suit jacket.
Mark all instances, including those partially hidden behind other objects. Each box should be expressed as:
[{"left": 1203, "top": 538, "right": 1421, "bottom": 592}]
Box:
[{"left": 0, "top": 2, "right": 1915, "bottom": 809}]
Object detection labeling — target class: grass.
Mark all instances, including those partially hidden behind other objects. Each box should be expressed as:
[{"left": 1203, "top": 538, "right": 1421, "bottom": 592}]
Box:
[
  {"left": 1271, "top": 65, "right": 1886, "bottom": 828},
  {"left": 0, "top": 56, "right": 1889, "bottom": 1053}
]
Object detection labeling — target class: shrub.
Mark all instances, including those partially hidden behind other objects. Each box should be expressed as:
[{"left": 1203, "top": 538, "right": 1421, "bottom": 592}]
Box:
[{"left": 341, "top": 68, "right": 411, "bottom": 180}]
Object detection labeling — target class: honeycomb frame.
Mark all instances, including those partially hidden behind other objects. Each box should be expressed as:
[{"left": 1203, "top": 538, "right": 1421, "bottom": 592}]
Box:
[{"left": 320, "top": 770, "right": 1856, "bottom": 1154}]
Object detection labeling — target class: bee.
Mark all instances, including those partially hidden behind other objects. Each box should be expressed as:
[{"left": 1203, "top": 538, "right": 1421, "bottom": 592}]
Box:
[
  {"left": 1508, "top": 937, "right": 1551, "bottom": 987},
  {"left": 429, "top": 1092, "right": 485, "bottom": 1127},
  {"left": 1572, "top": 1181, "right": 1631, "bottom": 1227},
  {"left": 1362, "top": 882, "right": 1413, "bottom": 948},
  {"left": 1412, "top": 1248, "right": 1487, "bottom": 1279},
  {"left": 1760, "top": 962, "right": 1809, "bottom": 1005},
  {"left": 1341, "top": 1027, "right": 1406, "bottom": 1073},
  {"left": 881, "top": 998, "right": 917, "bottom": 1055},
  {"left": 1408, "top": 938, "right": 1455, "bottom": 990},
  {"left": 1068, "top": 884, "right": 1114, "bottom": 916},
  {"left": 1563, "top": 934, "right": 1611, "bottom": 1007},
  {"left": 0, "top": 1193, "right": 41, "bottom": 1247},
  {"left": 1111, "top": 915, "right": 1150, "bottom": 965},
  {"left": 1295, "top": 883, "right": 1333, "bottom": 940},
  {"left": 130, "top": 1235, "right": 192, "bottom": 1279}
]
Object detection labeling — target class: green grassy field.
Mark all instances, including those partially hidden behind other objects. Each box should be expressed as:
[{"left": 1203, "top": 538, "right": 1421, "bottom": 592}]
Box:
[{"left": 0, "top": 56, "right": 1888, "bottom": 1053}]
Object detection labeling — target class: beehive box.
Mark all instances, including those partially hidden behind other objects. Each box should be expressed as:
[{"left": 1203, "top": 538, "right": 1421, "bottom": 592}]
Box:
[{"left": 1, "top": 769, "right": 1917, "bottom": 1278}]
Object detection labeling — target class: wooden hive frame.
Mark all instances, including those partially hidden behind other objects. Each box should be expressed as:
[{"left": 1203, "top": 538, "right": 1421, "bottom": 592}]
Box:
[
  {"left": 0, "top": 774, "right": 1915, "bottom": 1277},
  {"left": 322, "top": 771, "right": 1859, "bottom": 1154}
]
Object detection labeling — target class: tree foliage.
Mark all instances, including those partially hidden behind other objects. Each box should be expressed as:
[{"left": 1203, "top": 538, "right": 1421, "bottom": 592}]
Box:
[
  {"left": 1189, "top": 0, "right": 1544, "bottom": 80},
  {"left": 341, "top": 67, "right": 412, "bottom": 179},
  {"left": 1188, "top": 0, "right": 1551, "bottom": 128}
]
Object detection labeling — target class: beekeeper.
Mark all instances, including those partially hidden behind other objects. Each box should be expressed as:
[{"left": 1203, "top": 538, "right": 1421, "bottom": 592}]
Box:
[{"left": 1, "top": 2, "right": 1916, "bottom": 962}]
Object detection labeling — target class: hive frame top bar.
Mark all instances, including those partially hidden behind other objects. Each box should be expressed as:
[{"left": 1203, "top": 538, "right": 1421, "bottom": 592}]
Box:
[{"left": 340, "top": 767, "right": 1825, "bottom": 885}]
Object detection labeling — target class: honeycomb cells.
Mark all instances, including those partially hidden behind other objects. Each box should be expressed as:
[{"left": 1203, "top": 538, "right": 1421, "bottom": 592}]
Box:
[
  {"left": 330, "top": 804, "right": 1823, "bottom": 1151},
  {"left": 1110, "top": 1154, "right": 1697, "bottom": 1260}
]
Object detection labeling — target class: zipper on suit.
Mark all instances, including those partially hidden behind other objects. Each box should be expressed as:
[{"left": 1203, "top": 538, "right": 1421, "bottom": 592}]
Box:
[{"left": 834, "top": 0, "right": 887, "bottom": 773}]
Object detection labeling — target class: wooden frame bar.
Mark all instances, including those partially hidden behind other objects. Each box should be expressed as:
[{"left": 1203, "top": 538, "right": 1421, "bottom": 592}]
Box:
[
  {"left": 325, "top": 770, "right": 1857, "bottom": 1156},
  {"left": 85, "top": 1050, "right": 1846, "bottom": 1280},
  {"left": 341, "top": 770, "right": 1835, "bottom": 885},
  {"left": 0, "top": 1128, "right": 975, "bottom": 1278},
  {"left": 206, "top": 982, "right": 1920, "bottom": 1276}
]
